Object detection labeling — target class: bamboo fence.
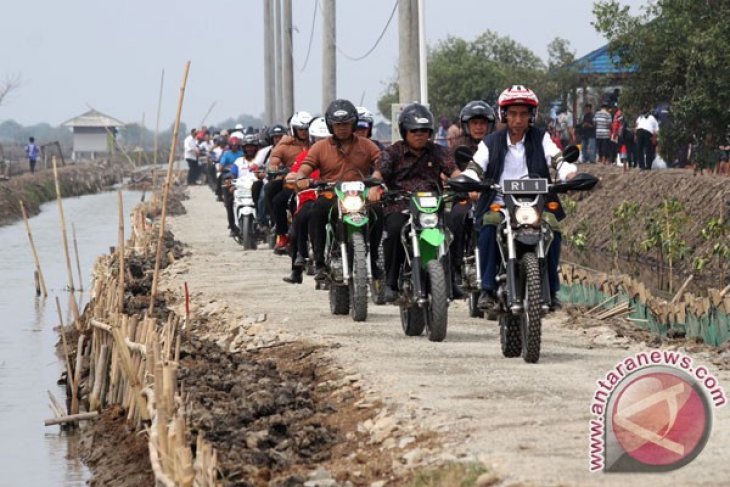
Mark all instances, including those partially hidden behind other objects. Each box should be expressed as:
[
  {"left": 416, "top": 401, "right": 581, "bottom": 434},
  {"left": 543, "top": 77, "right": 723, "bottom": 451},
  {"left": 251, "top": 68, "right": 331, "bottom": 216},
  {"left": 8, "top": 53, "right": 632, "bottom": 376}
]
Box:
[{"left": 560, "top": 263, "right": 730, "bottom": 344}]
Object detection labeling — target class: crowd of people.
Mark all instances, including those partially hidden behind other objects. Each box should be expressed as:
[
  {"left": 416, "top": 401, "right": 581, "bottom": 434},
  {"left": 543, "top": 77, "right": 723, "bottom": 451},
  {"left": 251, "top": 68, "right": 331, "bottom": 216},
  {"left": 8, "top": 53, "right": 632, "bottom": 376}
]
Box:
[{"left": 187, "top": 84, "right": 582, "bottom": 314}]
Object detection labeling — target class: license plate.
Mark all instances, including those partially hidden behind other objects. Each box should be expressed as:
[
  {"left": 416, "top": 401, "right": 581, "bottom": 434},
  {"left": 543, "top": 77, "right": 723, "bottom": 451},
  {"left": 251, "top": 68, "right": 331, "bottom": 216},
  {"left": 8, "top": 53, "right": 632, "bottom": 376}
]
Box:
[
  {"left": 418, "top": 196, "right": 438, "bottom": 208},
  {"left": 341, "top": 181, "right": 365, "bottom": 192},
  {"left": 503, "top": 178, "right": 548, "bottom": 195}
]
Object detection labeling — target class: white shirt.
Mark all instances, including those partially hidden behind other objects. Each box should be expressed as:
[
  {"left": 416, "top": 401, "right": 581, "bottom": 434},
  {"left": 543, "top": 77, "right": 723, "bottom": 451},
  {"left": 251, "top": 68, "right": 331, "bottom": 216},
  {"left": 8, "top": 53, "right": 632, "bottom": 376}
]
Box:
[
  {"left": 184, "top": 135, "right": 199, "bottom": 160},
  {"left": 636, "top": 114, "right": 659, "bottom": 134},
  {"left": 253, "top": 145, "right": 273, "bottom": 170},
  {"left": 463, "top": 132, "right": 575, "bottom": 202}
]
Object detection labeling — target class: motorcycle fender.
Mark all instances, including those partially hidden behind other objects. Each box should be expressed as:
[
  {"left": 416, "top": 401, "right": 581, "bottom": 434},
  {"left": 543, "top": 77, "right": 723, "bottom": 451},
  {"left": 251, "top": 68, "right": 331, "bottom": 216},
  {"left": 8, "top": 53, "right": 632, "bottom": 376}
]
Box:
[
  {"left": 515, "top": 233, "right": 540, "bottom": 246},
  {"left": 241, "top": 207, "right": 256, "bottom": 216},
  {"left": 343, "top": 214, "right": 369, "bottom": 228},
  {"left": 419, "top": 228, "right": 445, "bottom": 247}
]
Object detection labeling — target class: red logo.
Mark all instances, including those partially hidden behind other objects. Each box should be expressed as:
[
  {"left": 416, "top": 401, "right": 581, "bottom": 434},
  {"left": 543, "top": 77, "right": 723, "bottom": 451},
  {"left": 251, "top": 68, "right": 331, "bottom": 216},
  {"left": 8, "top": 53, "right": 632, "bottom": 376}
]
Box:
[{"left": 611, "top": 371, "right": 709, "bottom": 468}]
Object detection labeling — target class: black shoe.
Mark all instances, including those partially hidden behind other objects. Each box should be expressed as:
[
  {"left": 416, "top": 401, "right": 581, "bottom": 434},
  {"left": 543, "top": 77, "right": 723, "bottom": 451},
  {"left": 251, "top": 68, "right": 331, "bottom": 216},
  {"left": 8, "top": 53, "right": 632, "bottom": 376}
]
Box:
[
  {"left": 383, "top": 286, "right": 398, "bottom": 303},
  {"left": 229, "top": 229, "right": 238, "bottom": 238},
  {"left": 451, "top": 282, "right": 467, "bottom": 300},
  {"left": 477, "top": 290, "right": 497, "bottom": 310},
  {"left": 550, "top": 294, "right": 562, "bottom": 312},
  {"left": 283, "top": 269, "right": 303, "bottom": 284},
  {"left": 293, "top": 255, "right": 306, "bottom": 269},
  {"left": 314, "top": 264, "right": 328, "bottom": 281}
]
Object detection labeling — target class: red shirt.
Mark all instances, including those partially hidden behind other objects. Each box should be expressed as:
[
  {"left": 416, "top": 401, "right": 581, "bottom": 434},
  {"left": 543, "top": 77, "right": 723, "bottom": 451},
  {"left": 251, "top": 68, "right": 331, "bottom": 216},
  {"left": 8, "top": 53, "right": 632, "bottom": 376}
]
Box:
[{"left": 291, "top": 150, "right": 319, "bottom": 212}]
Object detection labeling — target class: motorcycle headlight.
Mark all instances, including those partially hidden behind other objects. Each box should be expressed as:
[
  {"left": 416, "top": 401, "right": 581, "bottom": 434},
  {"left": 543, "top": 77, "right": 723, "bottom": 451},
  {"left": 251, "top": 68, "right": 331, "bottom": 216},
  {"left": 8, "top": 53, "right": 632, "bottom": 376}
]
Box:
[
  {"left": 341, "top": 195, "right": 365, "bottom": 213},
  {"left": 419, "top": 213, "right": 439, "bottom": 228},
  {"left": 514, "top": 206, "right": 540, "bottom": 226}
]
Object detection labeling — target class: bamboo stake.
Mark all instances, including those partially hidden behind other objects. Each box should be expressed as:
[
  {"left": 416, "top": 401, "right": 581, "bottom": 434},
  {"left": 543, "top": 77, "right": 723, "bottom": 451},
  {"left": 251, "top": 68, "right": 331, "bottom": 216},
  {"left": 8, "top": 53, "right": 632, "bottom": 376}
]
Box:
[
  {"left": 72, "top": 335, "right": 85, "bottom": 415},
  {"left": 149, "top": 61, "right": 191, "bottom": 316},
  {"left": 44, "top": 411, "right": 98, "bottom": 426},
  {"left": 71, "top": 223, "right": 84, "bottom": 292},
  {"left": 154, "top": 69, "right": 165, "bottom": 167},
  {"left": 52, "top": 157, "right": 81, "bottom": 330},
  {"left": 670, "top": 275, "right": 694, "bottom": 304},
  {"left": 118, "top": 191, "right": 126, "bottom": 313},
  {"left": 19, "top": 200, "right": 48, "bottom": 297},
  {"left": 90, "top": 344, "right": 109, "bottom": 411},
  {"left": 55, "top": 297, "right": 77, "bottom": 415},
  {"left": 47, "top": 390, "right": 66, "bottom": 417},
  {"left": 585, "top": 294, "right": 618, "bottom": 316}
]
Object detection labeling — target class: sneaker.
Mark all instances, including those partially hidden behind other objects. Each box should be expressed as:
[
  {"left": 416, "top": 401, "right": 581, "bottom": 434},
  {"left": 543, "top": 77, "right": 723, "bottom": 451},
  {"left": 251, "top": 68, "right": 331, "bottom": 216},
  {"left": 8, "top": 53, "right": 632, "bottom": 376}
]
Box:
[
  {"left": 477, "top": 290, "right": 498, "bottom": 310},
  {"left": 283, "top": 269, "right": 303, "bottom": 284},
  {"left": 313, "top": 264, "right": 328, "bottom": 281},
  {"left": 550, "top": 294, "right": 562, "bottom": 312},
  {"left": 383, "top": 286, "right": 398, "bottom": 303}
]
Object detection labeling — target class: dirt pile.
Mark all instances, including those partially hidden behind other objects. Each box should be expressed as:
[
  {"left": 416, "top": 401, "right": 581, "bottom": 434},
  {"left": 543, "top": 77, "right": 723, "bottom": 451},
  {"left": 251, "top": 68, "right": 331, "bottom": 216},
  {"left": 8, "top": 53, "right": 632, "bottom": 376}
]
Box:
[
  {"left": 561, "top": 165, "right": 729, "bottom": 289},
  {"left": 77, "top": 406, "right": 154, "bottom": 487},
  {"left": 178, "top": 331, "right": 412, "bottom": 486},
  {"left": 0, "top": 163, "right": 122, "bottom": 226}
]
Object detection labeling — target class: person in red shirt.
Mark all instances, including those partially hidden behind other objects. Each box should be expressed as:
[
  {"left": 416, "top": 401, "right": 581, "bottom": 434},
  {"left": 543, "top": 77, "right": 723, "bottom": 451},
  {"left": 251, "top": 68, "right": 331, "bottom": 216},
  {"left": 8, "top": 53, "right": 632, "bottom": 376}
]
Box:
[{"left": 282, "top": 117, "right": 327, "bottom": 284}]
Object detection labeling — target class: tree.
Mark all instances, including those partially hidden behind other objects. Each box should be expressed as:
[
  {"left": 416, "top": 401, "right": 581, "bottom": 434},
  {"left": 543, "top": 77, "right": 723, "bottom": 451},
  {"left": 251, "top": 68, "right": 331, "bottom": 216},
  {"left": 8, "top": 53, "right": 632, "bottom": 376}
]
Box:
[
  {"left": 544, "top": 38, "right": 580, "bottom": 108},
  {"left": 0, "top": 74, "right": 22, "bottom": 107},
  {"left": 593, "top": 0, "right": 730, "bottom": 169},
  {"left": 377, "top": 30, "right": 547, "bottom": 122}
]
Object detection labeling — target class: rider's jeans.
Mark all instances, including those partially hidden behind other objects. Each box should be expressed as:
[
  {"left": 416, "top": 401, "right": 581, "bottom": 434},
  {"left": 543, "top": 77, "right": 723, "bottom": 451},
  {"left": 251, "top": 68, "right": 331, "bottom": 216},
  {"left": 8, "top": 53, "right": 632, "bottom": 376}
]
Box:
[
  {"left": 383, "top": 212, "right": 410, "bottom": 289},
  {"left": 478, "top": 222, "right": 562, "bottom": 296}
]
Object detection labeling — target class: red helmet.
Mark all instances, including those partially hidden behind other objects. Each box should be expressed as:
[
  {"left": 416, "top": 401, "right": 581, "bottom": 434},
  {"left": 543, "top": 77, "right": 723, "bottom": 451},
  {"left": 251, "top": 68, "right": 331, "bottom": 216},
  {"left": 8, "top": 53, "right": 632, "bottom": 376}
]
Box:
[
  {"left": 228, "top": 136, "right": 241, "bottom": 146},
  {"left": 497, "top": 85, "right": 539, "bottom": 122}
]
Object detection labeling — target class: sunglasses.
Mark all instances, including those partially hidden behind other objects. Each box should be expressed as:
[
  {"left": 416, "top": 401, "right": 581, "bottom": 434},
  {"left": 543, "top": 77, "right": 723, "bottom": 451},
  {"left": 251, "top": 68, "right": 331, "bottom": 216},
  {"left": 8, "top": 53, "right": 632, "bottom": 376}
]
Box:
[{"left": 409, "top": 128, "right": 431, "bottom": 134}]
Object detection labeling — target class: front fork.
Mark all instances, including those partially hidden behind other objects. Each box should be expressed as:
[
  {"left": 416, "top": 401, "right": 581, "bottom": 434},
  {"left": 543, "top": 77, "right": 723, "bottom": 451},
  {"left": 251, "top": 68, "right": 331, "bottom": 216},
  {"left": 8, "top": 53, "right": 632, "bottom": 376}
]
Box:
[
  {"left": 504, "top": 222, "right": 521, "bottom": 313},
  {"left": 410, "top": 227, "right": 425, "bottom": 303}
]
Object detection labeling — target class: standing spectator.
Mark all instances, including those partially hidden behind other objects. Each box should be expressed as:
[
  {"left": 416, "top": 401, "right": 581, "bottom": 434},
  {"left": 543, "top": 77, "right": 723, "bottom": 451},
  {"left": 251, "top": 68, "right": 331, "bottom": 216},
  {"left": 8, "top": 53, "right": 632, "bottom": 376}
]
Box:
[
  {"left": 609, "top": 104, "right": 623, "bottom": 165},
  {"left": 446, "top": 117, "right": 461, "bottom": 150},
  {"left": 556, "top": 106, "right": 574, "bottom": 149},
  {"left": 24, "top": 137, "right": 40, "bottom": 173},
  {"left": 435, "top": 116, "right": 449, "bottom": 147},
  {"left": 183, "top": 128, "right": 200, "bottom": 185},
  {"left": 635, "top": 110, "right": 659, "bottom": 170},
  {"left": 578, "top": 103, "right": 596, "bottom": 163},
  {"left": 594, "top": 102, "right": 612, "bottom": 164},
  {"left": 608, "top": 88, "right": 620, "bottom": 107}
]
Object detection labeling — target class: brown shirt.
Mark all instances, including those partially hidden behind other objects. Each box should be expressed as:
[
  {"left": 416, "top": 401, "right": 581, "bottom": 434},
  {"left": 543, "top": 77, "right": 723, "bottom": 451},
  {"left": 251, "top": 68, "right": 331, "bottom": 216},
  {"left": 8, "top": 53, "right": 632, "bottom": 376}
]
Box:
[
  {"left": 301, "top": 135, "right": 381, "bottom": 182},
  {"left": 270, "top": 135, "right": 309, "bottom": 169}
]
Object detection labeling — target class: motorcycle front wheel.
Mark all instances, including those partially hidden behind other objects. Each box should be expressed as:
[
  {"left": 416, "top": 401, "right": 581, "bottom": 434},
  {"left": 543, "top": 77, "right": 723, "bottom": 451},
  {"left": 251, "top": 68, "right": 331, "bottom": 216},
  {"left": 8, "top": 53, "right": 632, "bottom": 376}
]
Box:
[
  {"left": 349, "top": 232, "right": 369, "bottom": 322},
  {"left": 520, "top": 252, "right": 542, "bottom": 363},
  {"left": 425, "top": 260, "right": 448, "bottom": 342}
]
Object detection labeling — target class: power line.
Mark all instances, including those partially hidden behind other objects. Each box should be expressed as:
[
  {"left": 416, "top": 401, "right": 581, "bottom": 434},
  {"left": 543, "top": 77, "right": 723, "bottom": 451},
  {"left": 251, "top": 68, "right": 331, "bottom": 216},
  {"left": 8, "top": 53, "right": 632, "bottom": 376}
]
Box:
[
  {"left": 317, "top": 0, "right": 399, "bottom": 62},
  {"left": 297, "top": 0, "right": 318, "bottom": 72}
]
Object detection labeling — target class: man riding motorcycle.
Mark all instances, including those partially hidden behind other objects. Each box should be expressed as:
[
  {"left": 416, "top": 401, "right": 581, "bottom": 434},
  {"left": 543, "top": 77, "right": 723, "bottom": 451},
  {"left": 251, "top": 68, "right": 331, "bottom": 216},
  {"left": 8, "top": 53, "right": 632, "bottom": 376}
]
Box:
[
  {"left": 460, "top": 85, "right": 577, "bottom": 310},
  {"left": 370, "top": 103, "right": 461, "bottom": 303},
  {"left": 219, "top": 136, "right": 244, "bottom": 236},
  {"left": 253, "top": 124, "right": 287, "bottom": 226},
  {"left": 290, "top": 99, "right": 384, "bottom": 280},
  {"left": 267, "top": 112, "right": 313, "bottom": 254},
  {"left": 355, "top": 106, "right": 385, "bottom": 153},
  {"left": 230, "top": 134, "right": 266, "bottom": 209},
  {"left": 448, "top": 100, "right": 497, "bottom": 299}
]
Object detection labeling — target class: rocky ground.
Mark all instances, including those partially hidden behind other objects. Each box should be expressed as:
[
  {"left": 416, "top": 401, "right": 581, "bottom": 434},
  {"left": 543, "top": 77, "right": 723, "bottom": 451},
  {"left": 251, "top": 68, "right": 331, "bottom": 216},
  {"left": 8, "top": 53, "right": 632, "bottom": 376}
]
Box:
[{"left": 157, "top": 186, "right": 730, "bottom": 486}]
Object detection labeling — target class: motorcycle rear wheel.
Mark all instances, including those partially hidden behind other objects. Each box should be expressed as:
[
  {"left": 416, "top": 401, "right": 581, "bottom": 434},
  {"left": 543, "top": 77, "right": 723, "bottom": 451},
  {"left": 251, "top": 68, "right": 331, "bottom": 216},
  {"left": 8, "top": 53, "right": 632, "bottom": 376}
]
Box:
[
  {"left": 499, "top": 313, "right": 522, "bottom": 358},
  {"left": 399, "top": 304, "right": 426, "bottom": 336}
]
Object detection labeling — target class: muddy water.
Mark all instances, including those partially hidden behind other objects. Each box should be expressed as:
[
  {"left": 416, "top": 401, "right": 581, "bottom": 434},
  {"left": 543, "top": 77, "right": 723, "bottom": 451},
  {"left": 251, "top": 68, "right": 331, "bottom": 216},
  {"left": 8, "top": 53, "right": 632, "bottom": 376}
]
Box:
[{"left": 0, "top": 189, "right": 141, "bottom": 485}]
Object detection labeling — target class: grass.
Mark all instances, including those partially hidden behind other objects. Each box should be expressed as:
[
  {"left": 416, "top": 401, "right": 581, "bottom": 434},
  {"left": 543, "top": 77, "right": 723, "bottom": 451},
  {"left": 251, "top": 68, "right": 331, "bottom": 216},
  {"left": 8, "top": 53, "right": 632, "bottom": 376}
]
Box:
[{"left": 406, "top": 462, "right": 496, "bottom": 487}]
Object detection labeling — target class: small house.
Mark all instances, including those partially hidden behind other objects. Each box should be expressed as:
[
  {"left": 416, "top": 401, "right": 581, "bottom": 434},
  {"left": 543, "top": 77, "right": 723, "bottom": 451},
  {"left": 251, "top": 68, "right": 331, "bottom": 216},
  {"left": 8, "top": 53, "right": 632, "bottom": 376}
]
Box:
[{"left": 62, "top": 109, "right": 124, "bottom": 161}]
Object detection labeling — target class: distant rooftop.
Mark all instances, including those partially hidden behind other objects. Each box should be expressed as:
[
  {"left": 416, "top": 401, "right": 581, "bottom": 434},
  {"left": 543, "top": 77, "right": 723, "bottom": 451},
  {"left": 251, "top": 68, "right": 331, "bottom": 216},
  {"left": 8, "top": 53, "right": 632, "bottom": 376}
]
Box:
[
  {"left": 62, "top": 109, "right": 125, "bottom": 128},
  {"left": 573, "top": 44, "right": 637, "bottom": 76}
]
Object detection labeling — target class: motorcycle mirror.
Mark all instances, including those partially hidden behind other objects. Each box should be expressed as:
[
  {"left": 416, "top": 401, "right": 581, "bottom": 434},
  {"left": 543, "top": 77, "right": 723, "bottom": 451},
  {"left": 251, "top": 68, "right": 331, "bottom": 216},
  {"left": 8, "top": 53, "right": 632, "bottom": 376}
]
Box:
[
  {"left": 551, "top": 172, "right": 598, "bottom": 193},
  {"left": 447, "top": 174, "right": 485, "bottom": 193},
  {"left": 362, "top": 176, "right": 383, "bottom": 188},
  {"left": 454, "top": 145, "right": 474, "bottom": 168},
  {"left": 562, "top": 145, "right": 580, "bottom": 163}
]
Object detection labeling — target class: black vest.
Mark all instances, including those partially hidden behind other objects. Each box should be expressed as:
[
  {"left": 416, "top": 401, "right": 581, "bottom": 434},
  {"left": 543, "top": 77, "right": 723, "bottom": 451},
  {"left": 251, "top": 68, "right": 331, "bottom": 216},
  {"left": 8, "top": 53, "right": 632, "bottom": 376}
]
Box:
[{"left": 475, "top": 127, "right": 566, "bottom": 223}]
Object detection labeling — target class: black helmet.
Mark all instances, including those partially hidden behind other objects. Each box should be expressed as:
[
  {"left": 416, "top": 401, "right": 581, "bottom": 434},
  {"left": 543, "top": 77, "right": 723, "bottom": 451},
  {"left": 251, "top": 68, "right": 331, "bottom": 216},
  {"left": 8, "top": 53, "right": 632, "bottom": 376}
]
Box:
[
  {"left": 398, "top": 103, "right": 434, "bottom": 140},
  {"left": 460, "top": 100, "right": 496, "bottom": 137},
  {"left": 325, "top": 99, "right": 358, "bottom": 134},
  {"left": 242, "top": 134, "right": 259, "bottom": 147},
  {"left": 266, "top": 124, "right": 287, "bottom": 145}
]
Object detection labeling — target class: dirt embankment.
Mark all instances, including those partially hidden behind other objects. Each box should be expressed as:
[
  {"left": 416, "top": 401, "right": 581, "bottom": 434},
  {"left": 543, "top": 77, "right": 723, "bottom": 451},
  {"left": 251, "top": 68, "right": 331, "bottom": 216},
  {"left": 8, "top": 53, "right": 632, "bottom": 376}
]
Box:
[
  {"left": 561, "top": 165, "right": 729, "bottom": 290},
  {"left": 0, "top": 162, "right": 124, "bottom": 226}
]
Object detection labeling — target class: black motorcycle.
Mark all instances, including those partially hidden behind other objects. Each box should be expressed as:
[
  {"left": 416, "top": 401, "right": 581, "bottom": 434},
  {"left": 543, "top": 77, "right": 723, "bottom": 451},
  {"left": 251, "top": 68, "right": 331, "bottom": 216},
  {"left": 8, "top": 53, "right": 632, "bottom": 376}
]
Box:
[{"left": 449, "top": 146, "right": 597, "bottom": 362}]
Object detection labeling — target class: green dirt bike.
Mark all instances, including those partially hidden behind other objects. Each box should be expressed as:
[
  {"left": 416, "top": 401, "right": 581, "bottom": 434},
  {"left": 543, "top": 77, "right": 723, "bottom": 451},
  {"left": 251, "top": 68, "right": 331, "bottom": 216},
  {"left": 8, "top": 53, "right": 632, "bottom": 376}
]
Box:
[
  {"left": 383, "top": 190, "right": 452, "bottom": 342},
  {"left": 316, "top": 179, "right": 381, "bottom": 322}
]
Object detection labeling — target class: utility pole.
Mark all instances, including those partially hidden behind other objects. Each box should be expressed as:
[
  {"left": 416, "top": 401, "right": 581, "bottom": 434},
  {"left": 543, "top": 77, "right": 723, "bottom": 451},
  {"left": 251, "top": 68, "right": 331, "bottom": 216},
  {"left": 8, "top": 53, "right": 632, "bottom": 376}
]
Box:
[
  {"left": 398, "top": 0, "right": 420, "bottom": 104},
  {"left": 264, "top": 0, "right": 275, "bottom": 124},
  {"left": 322, "top": 0, "right": 336, "bottom": 113},
  {"left": 274, "top": 0, "right": 283, "bottom": 123},
  {"left": 282, "top": 0, "right": 294, "bottom": 119},
  {"left": 417, "top": 0, "right": 428, "bottom": 105}
]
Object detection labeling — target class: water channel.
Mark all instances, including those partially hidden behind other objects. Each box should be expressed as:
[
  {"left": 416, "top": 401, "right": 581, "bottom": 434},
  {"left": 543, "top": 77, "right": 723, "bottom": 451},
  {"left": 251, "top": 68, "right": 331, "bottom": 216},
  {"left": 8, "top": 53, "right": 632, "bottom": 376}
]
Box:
[{"left": 0, "top": 189, "right": 142, "bottom": 485}]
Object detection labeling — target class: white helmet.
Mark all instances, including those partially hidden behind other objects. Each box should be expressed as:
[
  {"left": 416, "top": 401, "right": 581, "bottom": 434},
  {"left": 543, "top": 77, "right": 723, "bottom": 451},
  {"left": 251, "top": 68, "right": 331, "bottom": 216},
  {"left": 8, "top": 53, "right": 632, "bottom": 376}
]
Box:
[
  {"left": 234, "top": 123, "right": 244, "bottom": 130},
  {"left": 308, "top": 117, "right": 331, "bottom": 141},
  {"left": 289, "top": 111, "right": 313, "bottom": 134}
]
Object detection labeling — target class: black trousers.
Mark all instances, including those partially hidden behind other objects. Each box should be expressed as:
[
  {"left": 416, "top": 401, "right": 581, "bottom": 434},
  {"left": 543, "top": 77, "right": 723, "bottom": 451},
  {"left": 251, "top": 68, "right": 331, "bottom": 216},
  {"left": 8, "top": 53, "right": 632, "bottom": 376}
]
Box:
[
  {"left": 290, "top": 201, "right": 315, "bottom": 267},
  {"left": 447, "top": 201, "right": 470, "bottom": 277},
  {"left": 223, "top": 186, "right": 235, "bottom": 230},
  {"left": 383, "top": 212, "right": 410, "bottom": 289},
  {"left": 273, "top": 188, "right": 294, "bottom": 236},
  {"left": 636, "top": 129, "right": 654, "bottom": 170},
  {"left": 264, "top": 179, "right": 284, "bottom": 225},
  {"left": 186, "top": 159, "right": 199, "bottom": 185},
  {"left": 29, "top": 159, "right": 37, "bottom": 173},
  {"left": 251, "top": 180, "right": 264, "bottom": 213},
  {"left": 308, "top": 196, "right": 383, "bottom": 269}
]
